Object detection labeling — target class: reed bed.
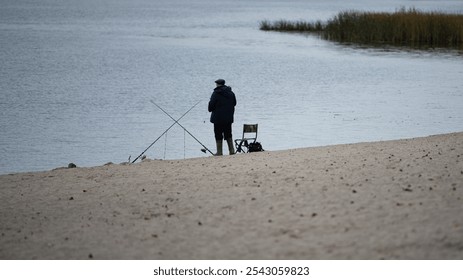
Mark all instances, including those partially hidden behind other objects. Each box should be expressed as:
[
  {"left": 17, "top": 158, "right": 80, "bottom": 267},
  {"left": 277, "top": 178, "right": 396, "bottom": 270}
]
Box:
[
  {"left": 260, "top": 19, "right": 324, "bottom": 32},
  {"left": 260, "top": 8, "right": 463, "bottom": 49}
]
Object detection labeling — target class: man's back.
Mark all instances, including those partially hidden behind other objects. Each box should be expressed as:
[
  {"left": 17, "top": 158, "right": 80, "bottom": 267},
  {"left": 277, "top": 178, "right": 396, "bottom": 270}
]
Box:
[{"left": 208, "top": 85, "right": 237, "bottom": 124}]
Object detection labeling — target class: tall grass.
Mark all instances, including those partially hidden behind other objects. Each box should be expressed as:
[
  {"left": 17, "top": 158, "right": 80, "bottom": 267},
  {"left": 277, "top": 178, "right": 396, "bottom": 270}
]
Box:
[
  {"left": 260, "top": 8, "right": 463, "bottom": 49},
  {"left": 260, "top": 19, "right": 324, "bottom": 33}
]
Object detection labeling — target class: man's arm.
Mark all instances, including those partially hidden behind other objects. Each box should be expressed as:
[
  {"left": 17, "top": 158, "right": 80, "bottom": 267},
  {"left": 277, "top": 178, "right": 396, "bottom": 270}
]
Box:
[{"left": 208, "top": 93, "right": 217, "bottom": 112}]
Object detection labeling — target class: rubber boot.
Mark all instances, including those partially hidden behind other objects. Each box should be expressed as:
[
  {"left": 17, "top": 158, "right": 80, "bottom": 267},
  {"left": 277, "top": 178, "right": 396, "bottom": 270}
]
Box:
[
  {"left": 226, "top": 138, "right": 235, "bottom": 155},
  {"left": 215, "top": 140, "right": 223, "bottom": 156}
]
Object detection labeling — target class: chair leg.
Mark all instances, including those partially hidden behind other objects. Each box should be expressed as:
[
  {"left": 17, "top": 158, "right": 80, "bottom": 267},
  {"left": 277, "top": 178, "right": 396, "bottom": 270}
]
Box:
[
  {"left": 243, "top": 140, "right": 249, "bottom": 153},
  {"left": 235, "top": 140, "right": 243, "bottom": 153}
]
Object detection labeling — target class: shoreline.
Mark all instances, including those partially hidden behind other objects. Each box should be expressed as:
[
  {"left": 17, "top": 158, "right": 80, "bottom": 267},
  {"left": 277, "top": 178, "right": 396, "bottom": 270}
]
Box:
[{"left": 1, "top": 132, "right": 462, "bottom": 259}]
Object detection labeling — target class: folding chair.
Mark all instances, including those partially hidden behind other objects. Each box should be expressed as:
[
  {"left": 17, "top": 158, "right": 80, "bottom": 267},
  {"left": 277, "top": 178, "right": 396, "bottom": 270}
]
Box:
[{"left": 234, "top": 124, "right": 258, "bottom": 153}]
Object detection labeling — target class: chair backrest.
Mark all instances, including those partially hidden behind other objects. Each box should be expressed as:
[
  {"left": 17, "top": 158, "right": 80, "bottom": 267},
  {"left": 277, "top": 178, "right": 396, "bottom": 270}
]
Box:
[{"left": 242, "top": 124, "right": 258, "bottom": 140}]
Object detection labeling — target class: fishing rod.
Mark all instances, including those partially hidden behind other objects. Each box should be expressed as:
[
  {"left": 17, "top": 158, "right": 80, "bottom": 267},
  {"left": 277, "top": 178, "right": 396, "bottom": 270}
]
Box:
[
  {"left": 150, "top": 100, "right": 214, "bottom": 155},
  {"left": 131, "top": 100, "right": 202, "bottom": 163}
]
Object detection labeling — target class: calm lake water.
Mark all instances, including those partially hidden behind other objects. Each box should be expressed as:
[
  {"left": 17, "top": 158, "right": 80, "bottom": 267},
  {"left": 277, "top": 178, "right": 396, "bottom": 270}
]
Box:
[{"left": 1, "top": 0, "right": 463, "bottom": 174}]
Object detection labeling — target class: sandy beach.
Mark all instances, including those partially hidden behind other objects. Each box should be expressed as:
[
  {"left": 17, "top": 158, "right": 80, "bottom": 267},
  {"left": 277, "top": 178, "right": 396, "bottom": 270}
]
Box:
[{"left": 1, "top": 132, "right": 462, "bottom": 260}]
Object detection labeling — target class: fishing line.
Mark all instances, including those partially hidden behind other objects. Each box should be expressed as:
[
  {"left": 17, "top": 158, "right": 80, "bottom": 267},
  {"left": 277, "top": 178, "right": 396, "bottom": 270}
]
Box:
[
  {"left": 164, "top": 131, "right": 168, "bottom": 160},
  {"left": 131, "top": 100, "right": 202, "bottom": 163},
  {"left": 150, "top": 100, "right": 214, "bottom": 155}
]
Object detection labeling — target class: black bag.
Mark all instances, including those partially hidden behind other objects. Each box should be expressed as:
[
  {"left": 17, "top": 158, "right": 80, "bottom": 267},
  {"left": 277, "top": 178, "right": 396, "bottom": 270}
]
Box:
[{"left": 248, "top": 142, "right": 264, "bottom": 152}]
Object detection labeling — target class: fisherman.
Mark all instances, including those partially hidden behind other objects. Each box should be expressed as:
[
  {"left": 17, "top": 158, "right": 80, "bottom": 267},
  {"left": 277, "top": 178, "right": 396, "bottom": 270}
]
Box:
[{"left": 208, "top": 79, "right": 237, "bottom": 156}]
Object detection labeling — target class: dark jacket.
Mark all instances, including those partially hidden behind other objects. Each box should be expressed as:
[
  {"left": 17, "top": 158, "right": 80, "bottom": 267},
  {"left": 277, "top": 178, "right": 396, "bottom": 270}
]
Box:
[{"left": 208, "top": 85, "right": 237, "bottom": 124}]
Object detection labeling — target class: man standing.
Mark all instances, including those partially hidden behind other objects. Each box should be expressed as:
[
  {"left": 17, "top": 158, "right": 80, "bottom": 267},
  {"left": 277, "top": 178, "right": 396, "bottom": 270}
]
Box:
[{"left": 208, "top": 79, "right": 237, "bottom": 156}]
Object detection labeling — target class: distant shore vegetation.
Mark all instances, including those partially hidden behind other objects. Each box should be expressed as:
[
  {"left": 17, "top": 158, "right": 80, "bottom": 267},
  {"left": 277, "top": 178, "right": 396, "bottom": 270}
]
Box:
[{"left": 260, "top": 8, "right": 463, "bottom": 50}]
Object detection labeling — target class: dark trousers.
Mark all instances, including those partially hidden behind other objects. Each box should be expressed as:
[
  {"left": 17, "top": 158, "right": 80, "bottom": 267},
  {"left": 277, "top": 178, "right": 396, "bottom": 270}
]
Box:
[{"left": 214, "top": 123, "right": 232, "bottom": 141}]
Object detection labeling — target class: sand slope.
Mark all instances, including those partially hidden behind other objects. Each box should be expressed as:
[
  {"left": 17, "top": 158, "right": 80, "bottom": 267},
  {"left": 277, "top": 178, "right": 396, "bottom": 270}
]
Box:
[{"left": 1, "top": 132, "right": 462, "bottom": 259}]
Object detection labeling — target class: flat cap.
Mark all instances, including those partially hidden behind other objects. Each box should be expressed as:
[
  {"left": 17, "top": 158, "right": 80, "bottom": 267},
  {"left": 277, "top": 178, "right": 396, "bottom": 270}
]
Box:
[{"left": 215, "top": 79, "right": 225, "bottom": 85}]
